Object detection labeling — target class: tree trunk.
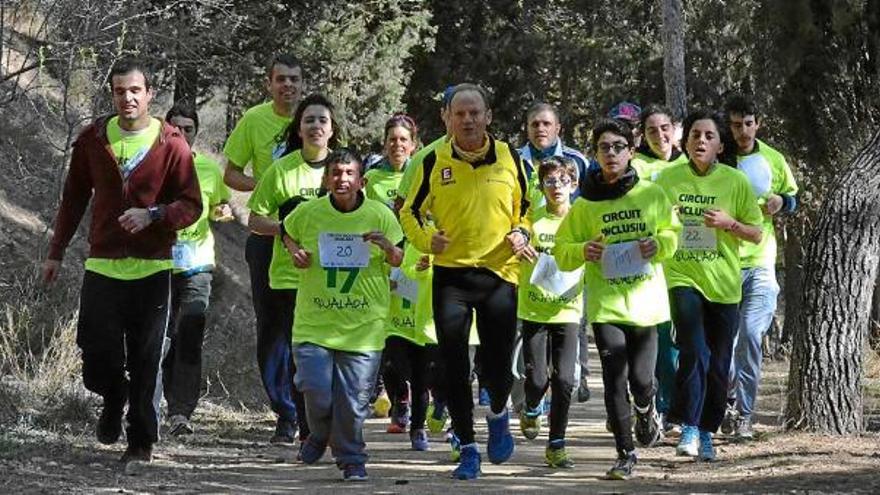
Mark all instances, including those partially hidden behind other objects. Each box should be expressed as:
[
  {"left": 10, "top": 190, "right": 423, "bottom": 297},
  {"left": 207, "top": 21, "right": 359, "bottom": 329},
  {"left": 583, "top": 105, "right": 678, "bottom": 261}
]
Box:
[
  {"left": 785, "top": 128, "right": 880, "bottom": 434},
  {"left": 661, "top": 0, "right": 686, "bottom": 121},
  {"left": 871, "top": 272, "right": 880, "bottom": 350}
]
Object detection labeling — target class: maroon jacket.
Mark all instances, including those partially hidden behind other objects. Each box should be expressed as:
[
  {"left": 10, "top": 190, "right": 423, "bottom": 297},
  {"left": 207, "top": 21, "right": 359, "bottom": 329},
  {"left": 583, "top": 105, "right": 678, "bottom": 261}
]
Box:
[{"left": 48, "top": 116, "right": 202, "bottom": 261}]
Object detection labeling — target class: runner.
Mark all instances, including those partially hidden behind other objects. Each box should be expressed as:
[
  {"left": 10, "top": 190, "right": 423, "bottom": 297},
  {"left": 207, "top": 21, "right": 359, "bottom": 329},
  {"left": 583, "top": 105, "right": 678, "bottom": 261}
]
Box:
[
  {"left": 222, "top": 53, "right": 306, "bottom": 443},
  {"left": 247, "top": 93, "right": 341, "bottom": 448},
  {"left": 365, "top": 113, "right": 424, "bottom": 434},
  {"left": 517, "top": 102, "right": 592, "bottom": 406},
  {"left": 282, "top": 149, "right": 403, "bottom": 481},
  {"left": 630, "top": 104, "right": 688, "bottom": 432},
  {"left": 41, "top": 59, "right": 201, "bottom": 462},
  {"left": 163, "top": 104, "right": 234, "bottom": 436},
  {"left": 555, "top": 118, "right": 681, "bottom": 479},
  {"left": 515, "top": 156, "right": 584, "bottom": 469},
  {"left": 722, "top": 95, "right": 798, "bottom": 440},
  {"left": 654, "top": 109, "right": 763, "bottom": 462},
  {"left": 400, "top": 83, "right": 531, "bottom": 480}
]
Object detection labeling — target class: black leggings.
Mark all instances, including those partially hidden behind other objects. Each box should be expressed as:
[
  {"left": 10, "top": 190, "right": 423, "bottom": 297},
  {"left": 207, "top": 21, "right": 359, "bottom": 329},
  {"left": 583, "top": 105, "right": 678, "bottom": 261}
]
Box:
[
  {"left": 382, "top": 336, "right": 430, "bottom": 430},
  {"left": 521, "top": 320, "right": 578, "bottom": 442},
  {"left": 593, "top": 322, "right": 657, "bottom": 455},
  {"left": 433, "top": 266, "right": 517, "bottom": 445}
]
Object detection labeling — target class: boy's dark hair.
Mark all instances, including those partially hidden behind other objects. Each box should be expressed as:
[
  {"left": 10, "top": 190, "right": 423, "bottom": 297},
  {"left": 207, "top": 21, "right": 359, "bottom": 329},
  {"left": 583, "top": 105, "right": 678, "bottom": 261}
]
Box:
[
  {"left": 537, "top": 156, "right": 578, "bottom": 186},
  {"left": 267, "top": 53, "right": 303, "bottom": 77},
  {"left": 324, "top": 148, "right": 365, "bottom": 176},
  {"left": 108, "top": 58, "right": 152, "bottom": 90},
  {"left": 723, "top": 94, "right": 759, "bottom": 120},
  {"left": 590, "top": 118, "right": 635, "bottom": 150},
  {"left": 165, "top": 103, "right": 199, "bottom": 132}
]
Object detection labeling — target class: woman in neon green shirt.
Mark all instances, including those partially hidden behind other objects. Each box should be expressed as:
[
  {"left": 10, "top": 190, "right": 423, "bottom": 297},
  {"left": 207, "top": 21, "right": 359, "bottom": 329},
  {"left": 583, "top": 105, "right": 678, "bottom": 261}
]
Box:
[
  {"left": 247, "top": 93, "right": 341, "bottom": 447},
  {"left": 365, "top": 114, "right": 418, "bottom": 211},
  {"left": 654, "top": 109, "right": 763, "bottom": 463},
  {"left": 554, "top": 119, "right": 680, "bottom": 480}
]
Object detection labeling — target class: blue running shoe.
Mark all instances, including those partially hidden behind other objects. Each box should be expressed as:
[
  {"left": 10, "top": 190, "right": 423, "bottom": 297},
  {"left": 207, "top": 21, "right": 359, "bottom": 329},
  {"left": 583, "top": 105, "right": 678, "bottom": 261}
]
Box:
[
  {"left": 411, "top": 428, "right": 430, "bottom": 451},
  {"left": 299, "top": 436, "right": 328, "bottom": 464},
  {"left": 676, "top": 425, "right": 699, "bottom": 457},
  {"left": 486, "top": 409, "right": 515, "bottom": 464},
  {"left": 698, "top": 430, "right": 716, "bottom": 462},
  {"left": 451, "top": 444, "right": 481, "bottom": 480},
  {"left": 342, "top": 463, "right": 368, "bottom": 481},
  {"left": 478, "top": 388, "right": 491, "bottom": 406}
]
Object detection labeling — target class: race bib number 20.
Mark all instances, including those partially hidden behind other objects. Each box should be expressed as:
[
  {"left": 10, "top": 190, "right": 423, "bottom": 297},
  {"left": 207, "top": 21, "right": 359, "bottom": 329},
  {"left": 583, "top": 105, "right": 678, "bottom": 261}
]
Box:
[{"left": 318, "top": 232, "right": 371, "bottom": 268}]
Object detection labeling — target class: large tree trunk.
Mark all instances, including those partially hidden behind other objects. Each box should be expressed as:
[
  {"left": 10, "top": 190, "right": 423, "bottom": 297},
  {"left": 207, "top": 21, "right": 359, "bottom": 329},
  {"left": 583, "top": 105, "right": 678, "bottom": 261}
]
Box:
[
  {"left": 661, "top": 0, "right": 686, "bottom": 120},
  {"left": 785, "top": 128, "right": 880, "bottom": 434}
]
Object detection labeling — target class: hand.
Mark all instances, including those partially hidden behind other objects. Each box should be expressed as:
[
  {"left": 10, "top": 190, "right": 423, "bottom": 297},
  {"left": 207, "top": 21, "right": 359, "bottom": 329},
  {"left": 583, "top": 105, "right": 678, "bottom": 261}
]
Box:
[
  {"left": 283, "top": 236, "right": 311, "bottom": 268},
  {"left": 363, "top": 231, "right": 393, "bottom": 252},
  {"left": 704, "top": 208, "right": 735, "bottom": 230},
  {"left": 638, "top": 238, "right": 658, "bottom": 259},
  {"left": 431, "top": 230, "right": 450, "bottom": 254},
  {"left": 118, "top": 208, "right": 152, "bottom": 233},
  {"left": 210, "top": 203, "right": 234, "bottom": 222},
  {"left": 42, "top": 259, "right": 61, "bottom": 285},
  {"left": 762, "top": 194, "right": 783, "bottom": 216},
  {"left": 584, "top": 235, "right": 605, "bottom": 262},
  {"left": 416, "top": 255, "right": 431, "bottom": 272}
]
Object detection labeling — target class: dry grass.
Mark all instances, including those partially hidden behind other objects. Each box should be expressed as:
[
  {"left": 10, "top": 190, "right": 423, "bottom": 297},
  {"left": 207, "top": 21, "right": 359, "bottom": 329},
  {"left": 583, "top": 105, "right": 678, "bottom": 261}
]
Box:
[{"left": 0, "top": 272, "right": 93, "bottom": 429}]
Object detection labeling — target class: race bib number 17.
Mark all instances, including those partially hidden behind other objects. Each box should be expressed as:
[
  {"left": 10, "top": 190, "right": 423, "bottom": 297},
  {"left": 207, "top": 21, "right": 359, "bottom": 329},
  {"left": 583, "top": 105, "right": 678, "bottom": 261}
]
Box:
[{"left": 318, "top": 232, "right": 371, "bottom": 268}]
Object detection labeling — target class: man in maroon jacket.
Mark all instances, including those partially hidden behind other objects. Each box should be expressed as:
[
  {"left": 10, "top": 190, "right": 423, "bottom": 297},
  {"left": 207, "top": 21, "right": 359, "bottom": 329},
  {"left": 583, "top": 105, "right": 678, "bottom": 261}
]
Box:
[{"left": 42, "top": 58, "right": 202, "bottom": 463}]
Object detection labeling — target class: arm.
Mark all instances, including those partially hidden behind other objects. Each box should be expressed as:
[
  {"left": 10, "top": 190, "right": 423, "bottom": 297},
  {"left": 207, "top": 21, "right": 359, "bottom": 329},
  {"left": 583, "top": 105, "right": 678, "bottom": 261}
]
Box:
[
  {"left": 399, "top": 154, "right": 440, "bottom": 254},
  {"left": 704, "top": 209, "right": 763, "bottom": 244},
  {"left": 154, "top": 140, "right": 203, "bottom": 231},
  {"left": 47, "top": 134, "right": 93, "bottom": 263},
  {"left": 224, "top": 163, "right": 256, "bottom": 191},
  {"left": 248, "top": 213, "right": 280, "bottom": 236},
  {"left": 651, "top": 190, "right": 682, "bottom": 261},
  {"left": 552, "top": 205, "right": 589, "bottom": 271}
]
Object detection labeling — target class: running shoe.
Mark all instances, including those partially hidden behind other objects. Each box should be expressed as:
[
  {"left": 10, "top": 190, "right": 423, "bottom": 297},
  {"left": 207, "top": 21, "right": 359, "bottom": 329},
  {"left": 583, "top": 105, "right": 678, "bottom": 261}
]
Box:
[
  {"left": 676, "top": 425, "right": 699, "bottom": 456},
  {"left": 720, "top": 402, "right": 738, "bottom": 435},
  {"left": 451, "top": 444, "right": 481, "bottom": 480},
  {"left": 373, "top": 392, "right": 392, "bottom": 418},
  {"left": 698, "top": 430, "right": 716, "bottom": 462},
  {"left": 634, "top": 400, "right": 663, "bottom": 447},
  {"left": 426, "top": 403, "right": 449, "bottom": 434},
  {"left": 734, "top": 414, "right": 754, "bottom": 440},
  {"left": 605, "top": 450, "right": 637, "bottom": 480},
  {"left": 486, "top": 409, "right": 515, "bottom": 464},
  {"left": 342, "top": 463, "right": 368, "bottom": 481},
  {"left": 545, "top": 440, "right": 574, "bottom": 468},
  {"left": 411, "top": 428, "right": 430, "bottom": 451},
  {"left": 519, "top": 407, "right": 542, "bottom": 440}
]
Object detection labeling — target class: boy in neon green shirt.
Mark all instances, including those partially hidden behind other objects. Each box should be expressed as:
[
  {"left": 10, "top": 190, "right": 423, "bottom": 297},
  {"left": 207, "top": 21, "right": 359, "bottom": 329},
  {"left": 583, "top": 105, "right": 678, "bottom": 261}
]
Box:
[
  {"left": 282, "top": 149, "right": 403, "bottom": 481},
  {"left": 516, "top": 156, "right": 584, "bottom": 469}
]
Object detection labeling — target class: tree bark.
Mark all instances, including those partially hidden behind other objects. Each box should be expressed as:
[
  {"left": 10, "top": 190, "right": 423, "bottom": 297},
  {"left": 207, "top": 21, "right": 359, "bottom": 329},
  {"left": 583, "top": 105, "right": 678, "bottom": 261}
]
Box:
[
  {"left": 785, "top": 128, "right": 880, "bottom": 434},
  {"left": 661, "top": 0, "right": 686, "bottom": 121}
]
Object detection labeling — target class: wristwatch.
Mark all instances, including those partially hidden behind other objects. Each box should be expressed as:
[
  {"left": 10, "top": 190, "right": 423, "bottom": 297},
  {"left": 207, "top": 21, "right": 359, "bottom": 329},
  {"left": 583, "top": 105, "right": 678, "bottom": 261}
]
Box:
[{"left": 147, "top": 205, "right": 163, "bottom": 223}]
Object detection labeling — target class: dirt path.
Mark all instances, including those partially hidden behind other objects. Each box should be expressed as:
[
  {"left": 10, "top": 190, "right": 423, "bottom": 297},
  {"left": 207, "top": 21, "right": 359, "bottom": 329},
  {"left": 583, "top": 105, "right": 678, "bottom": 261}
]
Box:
[{"left": 2, "top": 362, "right": 879, "bottom": 494}]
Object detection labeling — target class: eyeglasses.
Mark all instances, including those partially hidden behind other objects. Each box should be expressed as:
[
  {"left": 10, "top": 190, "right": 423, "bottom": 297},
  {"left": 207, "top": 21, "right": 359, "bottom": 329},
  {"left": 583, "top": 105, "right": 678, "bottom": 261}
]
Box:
[
  {"left": 597, "top": 142, "right": 629, "bottom": 155},
  {"left": 542, "top": 177, "right": 572, "bottom": 188}
]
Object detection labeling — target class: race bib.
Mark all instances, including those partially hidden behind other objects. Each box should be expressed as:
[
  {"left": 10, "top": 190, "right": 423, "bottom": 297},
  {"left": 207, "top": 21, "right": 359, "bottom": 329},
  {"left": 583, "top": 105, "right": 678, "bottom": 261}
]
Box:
[
  {"left": 172, "top": 241, "right": 197, "bottom": 270},
  {"left": 318, "top": 233, "right": 371, "bottom": 268},
  {"left": 681, "top": 219, "right": 717, "bottom": 250},
  {"left": 601, "top": 240, "right": 652, "bottom": 280},
  {"left": 389, "top": 268, "right": 419, "bottom": 303},
  {"left": 529, "top": 253, "right": 583, "bottom": 297}
]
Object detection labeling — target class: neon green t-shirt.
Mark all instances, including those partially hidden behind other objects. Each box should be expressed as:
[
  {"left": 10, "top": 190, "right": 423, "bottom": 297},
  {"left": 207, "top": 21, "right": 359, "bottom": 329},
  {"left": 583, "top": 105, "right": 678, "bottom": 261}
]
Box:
[
  {"left": 386, "top": 277, "right": 422, "bottom": 344},
  {"left": 655, "top": 163, "right": 763, "bottom": 304},
  {"left": 284, "top": 195, "right": 404, "bottom": 352},
  {"left": 631, "top": 151, "right": 688, "bottom": 182},
  {"left": 554, "top": 181, "right": 681, "bottom": 326},
  {"left": 398, "top": 136, "right": 446, "bottom": 200},
  {"left": 85, "top": 117, "right": 173, "bottom": 280},
  {"left": 223, "top": 101, "right": 291, "bottom": 182},
  {"left": 247, "top": 150, "right": 325, "bottom": 289},
  {"left": 517, "top": 206, "right": 583, "bottom": 324},
  {"left": 398, "top": 242, "right": 438, "bottom": 344},
  {"left": 737, "top": 139, "right": 799, "bottom": 268},
  {"left": 364, "top": 164, "right": 406, "bottom": 209},
  {"left": 173, "top": 153, "right": 231, "bottom": 274}
]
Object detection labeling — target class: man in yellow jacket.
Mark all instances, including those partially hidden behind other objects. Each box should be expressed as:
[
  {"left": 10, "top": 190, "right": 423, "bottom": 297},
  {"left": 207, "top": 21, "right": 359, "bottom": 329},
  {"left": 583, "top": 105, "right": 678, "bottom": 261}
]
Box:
[{"left": 400, "top": 83, "right": 531, "bottom": 480}]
